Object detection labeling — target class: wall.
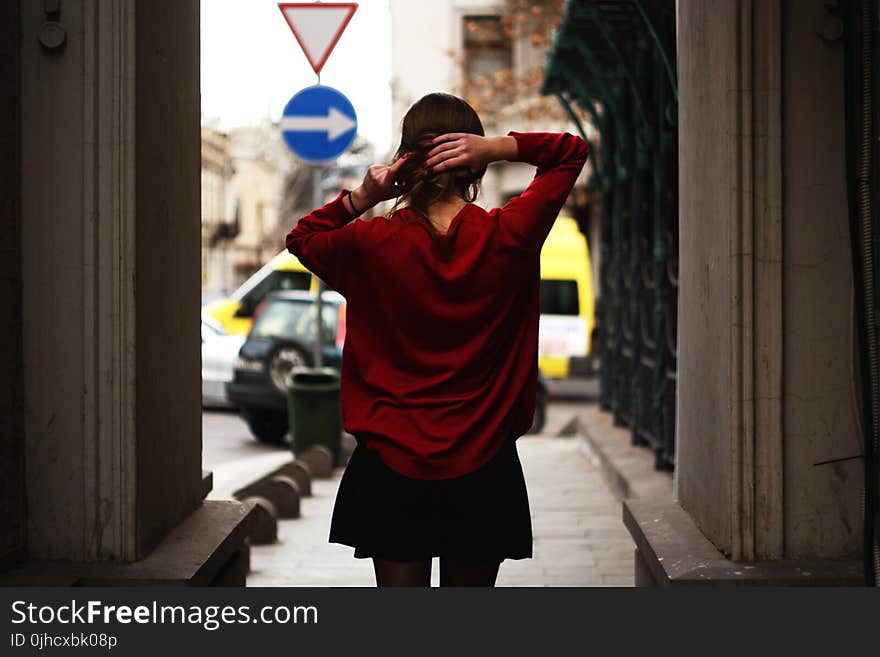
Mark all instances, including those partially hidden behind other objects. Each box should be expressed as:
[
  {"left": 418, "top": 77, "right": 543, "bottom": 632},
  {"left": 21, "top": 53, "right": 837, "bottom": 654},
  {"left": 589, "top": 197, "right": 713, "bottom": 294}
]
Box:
[
  {"left": 0, "top": 0, "right": 26, "bottom": 569},
  {"left": 18, "top": 0, "right": 202, "bottom": 561},
  {"left": 21, "top": 0, "right": 120, "bottom": 560},
  {"left": 781, "top": 0, "right": 861, "bottom": 559},
  {"left": 135, "top": 0, "right": 203, "bottom": 556},
  {"left": 676, "top": 0, "right": 861, "bottom": 560},
  {"left": 229, "top": 159, "right": 275, "bottom": 246},
  {"left": 200, "top": 127, "right": 233, "bottom": 296},
  {"left": 389, "top": 0, "right": 461, "bottom": 140},
  {"left": 675, "top": 0, "right": 736, "bottom": 553}
]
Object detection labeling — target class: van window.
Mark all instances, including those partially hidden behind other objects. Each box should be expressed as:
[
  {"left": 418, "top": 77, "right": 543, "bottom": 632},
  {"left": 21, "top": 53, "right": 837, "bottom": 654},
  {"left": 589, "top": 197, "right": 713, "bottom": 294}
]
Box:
[
  {"left": 240, "top": 270, "right": 311, "bottom": 316},
  {"left": 277, "top": 271, "right": 312, "bottom": 291},
  {"left": 541, "top": 279, "right": 579, "bottom": 315}
]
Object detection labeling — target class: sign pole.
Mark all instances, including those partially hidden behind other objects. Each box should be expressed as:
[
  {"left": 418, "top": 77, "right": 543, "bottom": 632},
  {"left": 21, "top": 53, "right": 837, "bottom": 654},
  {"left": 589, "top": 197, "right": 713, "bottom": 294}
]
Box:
[
  {"left": 277, "top": 3, "right": 360, "bottom": 370},
  {"left": 313, "top": 165, "right": 324, "bottom": 369}
]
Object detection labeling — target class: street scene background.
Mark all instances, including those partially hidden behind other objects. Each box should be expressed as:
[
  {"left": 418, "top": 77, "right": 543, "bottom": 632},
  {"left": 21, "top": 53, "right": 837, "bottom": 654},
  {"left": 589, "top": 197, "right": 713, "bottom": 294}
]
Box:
[
  {"left": 198, "top": 0, "right": 653, "bottom": 586},
  {"left": 4, "top": 0, "right": 874, "bottom": 590}
]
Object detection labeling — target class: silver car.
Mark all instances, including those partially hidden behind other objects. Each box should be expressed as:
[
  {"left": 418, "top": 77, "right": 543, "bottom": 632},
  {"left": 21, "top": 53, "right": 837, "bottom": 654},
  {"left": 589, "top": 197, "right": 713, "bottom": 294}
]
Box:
[{"left": 201, "top": 314, "right": 246, "bottom": 408}]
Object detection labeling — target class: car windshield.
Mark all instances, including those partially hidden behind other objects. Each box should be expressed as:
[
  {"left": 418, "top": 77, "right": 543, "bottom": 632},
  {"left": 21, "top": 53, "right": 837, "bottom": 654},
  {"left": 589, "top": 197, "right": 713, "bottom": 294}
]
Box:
[{"left": 250, "top": 299, "right": 338, "bottom": 342}]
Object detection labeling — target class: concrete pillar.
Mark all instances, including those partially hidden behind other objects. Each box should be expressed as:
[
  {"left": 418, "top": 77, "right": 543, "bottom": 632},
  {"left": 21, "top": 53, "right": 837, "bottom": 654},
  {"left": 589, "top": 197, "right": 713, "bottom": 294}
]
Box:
[
  {"left": 780, "top": 0, "right": 862, "bottom": 560},
  {"left": 673, "top": 0, "right": 861, "bottom": 562},
  {"left": 133, "top": 0, "right": 204, "bottom": 557},
  {"left": 0, "top": 0, "right": 26, "bottom": 570},
  {"left": 21, "top": 0, "right": 139, "bottom": 561},
  {"left": 18, "top": 0, "right": 202, "bottom": 563},
  {"left": 675, "top": 0, "right": 785, "bottom": 561}
]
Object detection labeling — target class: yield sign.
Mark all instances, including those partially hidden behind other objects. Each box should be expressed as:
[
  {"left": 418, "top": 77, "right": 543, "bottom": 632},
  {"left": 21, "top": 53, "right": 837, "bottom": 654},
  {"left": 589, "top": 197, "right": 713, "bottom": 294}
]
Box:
[{"left": 278, "top": 3, "right": 358, "bottom": 75}]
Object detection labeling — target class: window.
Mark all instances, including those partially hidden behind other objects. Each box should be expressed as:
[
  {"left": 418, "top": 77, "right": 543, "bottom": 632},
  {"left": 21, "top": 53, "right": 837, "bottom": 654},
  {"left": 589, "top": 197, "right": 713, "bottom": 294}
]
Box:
[
  {"left": 240, "top": 270, "right": 312, "bottom": 316},
  {"left": 250, "top": 300, "right": 338, "bottom": 343},
  {"left": 276, "top": 270, "right": 311, "bottom": 291},
  {"left": 540, "top": 279, "right": 579, "bottom": 315},
  {"left": 463, "top": 15, "right": 512, "bottom": 110}
]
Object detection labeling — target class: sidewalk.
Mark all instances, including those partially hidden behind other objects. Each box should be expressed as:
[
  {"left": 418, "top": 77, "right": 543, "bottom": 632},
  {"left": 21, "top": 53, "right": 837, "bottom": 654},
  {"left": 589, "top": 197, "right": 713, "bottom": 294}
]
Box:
[{"left": 246, "top": 424, "right": 636, "bottom": 587}]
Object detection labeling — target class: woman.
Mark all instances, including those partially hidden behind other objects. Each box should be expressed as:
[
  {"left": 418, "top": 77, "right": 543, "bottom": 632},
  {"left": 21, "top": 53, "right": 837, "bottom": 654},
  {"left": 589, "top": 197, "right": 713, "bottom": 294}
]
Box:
[{"left": 285, "top": 92, "right": 588, "bottom": 586}]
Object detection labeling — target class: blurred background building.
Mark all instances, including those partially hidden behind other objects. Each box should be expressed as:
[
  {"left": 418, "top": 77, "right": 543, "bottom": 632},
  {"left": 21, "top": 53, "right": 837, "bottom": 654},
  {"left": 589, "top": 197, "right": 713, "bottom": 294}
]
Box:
[
  {"left": 200, "top": 125, "right": 235, "bottom": 298},
  {"left": 201, "top": 121, "right": 297, "bottom": 301},
  {"left": 388, "top": 0, "right": 596, "bottom": 198}
]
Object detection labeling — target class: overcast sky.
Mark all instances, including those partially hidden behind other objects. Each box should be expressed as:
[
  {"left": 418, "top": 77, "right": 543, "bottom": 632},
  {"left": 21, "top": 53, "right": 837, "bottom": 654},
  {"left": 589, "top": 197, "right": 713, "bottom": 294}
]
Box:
[{"left": 201, "top": 0, "right": 393, "bottom": 154}]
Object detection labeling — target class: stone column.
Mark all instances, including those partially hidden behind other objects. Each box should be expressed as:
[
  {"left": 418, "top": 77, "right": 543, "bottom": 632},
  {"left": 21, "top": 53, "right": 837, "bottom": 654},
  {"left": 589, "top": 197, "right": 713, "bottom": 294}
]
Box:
[
  {"left": 676, "top": 0, "right": 785, "bottom": 561},
  {"left": 20, "top": 0, "right": 139, "bottom": 561},
  {"left": 778, "top": 0, "right": 861, "bottom": 560},
  {"left": 0, "top": 0, "right": 26, "bottom": 569},
  {"left": 625, "top": 0, "right": 862, "bottom": 584},
  {"left": 18, "top": 0, "right": 203, "bottom": 563},
  {"left": 676, "top": 0, "right": 861, "bottom": 562}
]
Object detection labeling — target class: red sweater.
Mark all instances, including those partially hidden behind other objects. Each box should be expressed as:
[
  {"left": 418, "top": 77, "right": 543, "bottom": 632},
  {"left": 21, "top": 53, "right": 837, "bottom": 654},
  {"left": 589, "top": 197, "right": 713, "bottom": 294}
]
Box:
[{"left": 285, "top": 131, "right": 588, "bottom": 479}]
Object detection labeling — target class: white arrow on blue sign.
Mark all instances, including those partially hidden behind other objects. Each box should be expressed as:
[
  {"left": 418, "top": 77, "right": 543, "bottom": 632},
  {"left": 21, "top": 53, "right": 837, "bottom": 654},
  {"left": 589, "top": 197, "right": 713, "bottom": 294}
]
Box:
[{"left": 280, "top": 85, "right": 357, "bottom": 163}]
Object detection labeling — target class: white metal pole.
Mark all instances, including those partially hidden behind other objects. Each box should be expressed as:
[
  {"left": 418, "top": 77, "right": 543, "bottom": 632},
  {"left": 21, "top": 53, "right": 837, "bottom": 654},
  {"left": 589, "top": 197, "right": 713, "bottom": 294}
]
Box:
[{"left": 313, "top": 165, "right": 324, "bottom": 368}]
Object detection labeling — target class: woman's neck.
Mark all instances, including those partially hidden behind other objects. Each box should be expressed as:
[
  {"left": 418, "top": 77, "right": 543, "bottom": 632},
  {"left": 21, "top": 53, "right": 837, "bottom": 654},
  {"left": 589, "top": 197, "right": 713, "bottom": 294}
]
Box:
[{"left": 426, "top": 195, "right": 467, "bottom": 233}]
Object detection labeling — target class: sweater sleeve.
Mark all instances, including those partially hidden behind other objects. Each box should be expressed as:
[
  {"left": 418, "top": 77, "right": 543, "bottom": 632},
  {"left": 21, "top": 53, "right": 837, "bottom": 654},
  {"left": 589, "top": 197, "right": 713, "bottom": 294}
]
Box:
[
  {"left": 284, "top": 190, "right": 360, "bottom": 296},
  {"left": 499, "top": 131, "right": 589, "bottom": 251}
]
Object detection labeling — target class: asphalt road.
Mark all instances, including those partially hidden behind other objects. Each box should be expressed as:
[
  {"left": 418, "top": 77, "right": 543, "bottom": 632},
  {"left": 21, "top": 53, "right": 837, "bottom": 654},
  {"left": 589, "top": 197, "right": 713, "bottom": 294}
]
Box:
[{"left": 202, "top": 376, "right": 598, "bottom": 476}]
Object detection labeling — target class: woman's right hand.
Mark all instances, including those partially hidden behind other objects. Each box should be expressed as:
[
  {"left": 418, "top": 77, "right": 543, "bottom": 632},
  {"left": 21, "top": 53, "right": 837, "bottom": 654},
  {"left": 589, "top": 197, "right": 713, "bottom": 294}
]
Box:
[
  {"left": 349, "top": 155, "right": 410, "bottom": 211},
  {"left": 423, "top": 134, "right": 517, "bottom": 174}
]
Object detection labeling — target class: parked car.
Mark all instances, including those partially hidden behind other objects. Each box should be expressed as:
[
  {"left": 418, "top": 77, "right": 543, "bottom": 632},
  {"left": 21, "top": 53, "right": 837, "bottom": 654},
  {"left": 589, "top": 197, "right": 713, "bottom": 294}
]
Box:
[
  {"left": 201, "top": 314, "right": 246, "bottom": 408},
  {"left": 226, "top": 290, "right": 346, "bottom": 444}
]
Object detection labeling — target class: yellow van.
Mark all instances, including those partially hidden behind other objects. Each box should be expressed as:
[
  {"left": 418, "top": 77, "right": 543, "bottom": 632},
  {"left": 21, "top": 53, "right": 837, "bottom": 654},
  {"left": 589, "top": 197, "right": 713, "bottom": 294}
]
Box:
[
  {"left": 202, "top": 250, "right": 317, "bottom": 335},
  {"left": 538, "top": 216, "right": 595, "bottom": 379}
]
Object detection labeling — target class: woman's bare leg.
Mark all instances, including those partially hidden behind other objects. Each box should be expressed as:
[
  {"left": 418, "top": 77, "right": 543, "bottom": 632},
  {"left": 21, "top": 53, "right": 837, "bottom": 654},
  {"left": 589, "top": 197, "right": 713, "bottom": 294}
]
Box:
[
  {"left": 372, "top": 558, "right": 432, "bottom": 587},
  {"left": 439, "top": 557, "right": 502, "bottom": 587}
]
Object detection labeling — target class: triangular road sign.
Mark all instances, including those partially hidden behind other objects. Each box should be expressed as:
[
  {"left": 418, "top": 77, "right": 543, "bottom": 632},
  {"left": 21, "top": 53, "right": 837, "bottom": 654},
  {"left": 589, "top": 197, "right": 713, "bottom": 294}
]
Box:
[{"left": 278, "top": 3, "right": 358, "bottom": 76}]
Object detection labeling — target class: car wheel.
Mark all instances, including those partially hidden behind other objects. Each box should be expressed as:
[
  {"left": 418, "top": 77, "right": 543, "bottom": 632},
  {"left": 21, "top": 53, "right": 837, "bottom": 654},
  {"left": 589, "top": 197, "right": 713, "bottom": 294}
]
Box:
[
  {"left": 269, "top": 342, "right": 312, "bottom": 393},
  {"left": 246, "top": 411, "right": 289, "bottom": 445}
]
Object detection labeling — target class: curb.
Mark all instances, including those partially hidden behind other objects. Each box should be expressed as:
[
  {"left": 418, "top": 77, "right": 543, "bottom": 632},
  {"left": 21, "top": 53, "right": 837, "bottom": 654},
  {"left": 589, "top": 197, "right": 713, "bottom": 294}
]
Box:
[{"left": 574, "top": 405, "right": 674, "bottom": 502}]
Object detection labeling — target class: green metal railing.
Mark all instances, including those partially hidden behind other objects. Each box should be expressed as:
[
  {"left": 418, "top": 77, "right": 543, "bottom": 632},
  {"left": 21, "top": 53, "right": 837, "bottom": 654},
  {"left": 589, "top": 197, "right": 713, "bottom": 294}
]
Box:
[{"left": 542, "top": 0, "right": 678, "bottom": 470}]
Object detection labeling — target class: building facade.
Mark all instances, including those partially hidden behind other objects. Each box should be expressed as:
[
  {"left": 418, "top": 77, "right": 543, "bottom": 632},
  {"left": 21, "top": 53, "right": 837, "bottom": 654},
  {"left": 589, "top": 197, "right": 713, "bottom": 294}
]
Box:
[
  {"left": 200, "top": 121, "right": 295, "bottom": 299},
  {"left": 200, "top": 125, "right": 235, "bottom": 297},
  {"left": 388, "top": 0, "right": 596, "bottom": 210}
]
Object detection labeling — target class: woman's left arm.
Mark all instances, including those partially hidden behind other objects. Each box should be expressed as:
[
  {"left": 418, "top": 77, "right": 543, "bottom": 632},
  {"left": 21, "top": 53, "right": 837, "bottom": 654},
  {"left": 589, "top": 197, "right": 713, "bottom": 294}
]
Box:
[{"left": 285, "top": 156, "right": 409, "bottom": 295}]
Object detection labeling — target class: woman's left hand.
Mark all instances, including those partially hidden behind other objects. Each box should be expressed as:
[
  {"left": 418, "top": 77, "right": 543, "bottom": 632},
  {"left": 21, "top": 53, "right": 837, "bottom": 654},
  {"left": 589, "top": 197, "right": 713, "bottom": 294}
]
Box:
[{"left": 350, "top": 155, "right": 409, "bottom": 210}]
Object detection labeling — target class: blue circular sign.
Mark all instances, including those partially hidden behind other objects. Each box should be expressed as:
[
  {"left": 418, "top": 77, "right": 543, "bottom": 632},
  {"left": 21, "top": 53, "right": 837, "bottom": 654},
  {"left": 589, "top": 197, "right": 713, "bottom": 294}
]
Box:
[{"left": 280, "top": 85, "right": 357, "bottom": 163}]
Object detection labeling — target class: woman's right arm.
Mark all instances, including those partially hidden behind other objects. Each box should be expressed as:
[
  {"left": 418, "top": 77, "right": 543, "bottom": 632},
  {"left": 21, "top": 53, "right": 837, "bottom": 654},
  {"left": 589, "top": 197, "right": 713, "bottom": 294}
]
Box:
[{"left": 424, "top": 131, "right": 589, "bottom": 251}]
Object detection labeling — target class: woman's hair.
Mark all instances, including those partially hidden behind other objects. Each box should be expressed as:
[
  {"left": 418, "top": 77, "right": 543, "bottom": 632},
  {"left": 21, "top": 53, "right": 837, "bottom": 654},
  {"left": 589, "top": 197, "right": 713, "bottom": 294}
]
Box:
[{"left": 387, "top": 93, "right": 485, "bottom": 221}]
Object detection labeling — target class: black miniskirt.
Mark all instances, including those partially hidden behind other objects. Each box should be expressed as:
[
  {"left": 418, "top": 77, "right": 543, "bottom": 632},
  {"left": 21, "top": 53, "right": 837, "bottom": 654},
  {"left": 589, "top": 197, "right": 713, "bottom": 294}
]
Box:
[{"left": 328, "top": 437, "right": 533, "bottom": 562}]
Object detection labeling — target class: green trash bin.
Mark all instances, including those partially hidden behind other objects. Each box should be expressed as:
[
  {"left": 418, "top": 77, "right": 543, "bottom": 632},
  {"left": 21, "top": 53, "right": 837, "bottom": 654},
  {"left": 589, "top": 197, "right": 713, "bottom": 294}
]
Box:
[{"left": 287, "top": 366, "right": 342, "bottom": 465}]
